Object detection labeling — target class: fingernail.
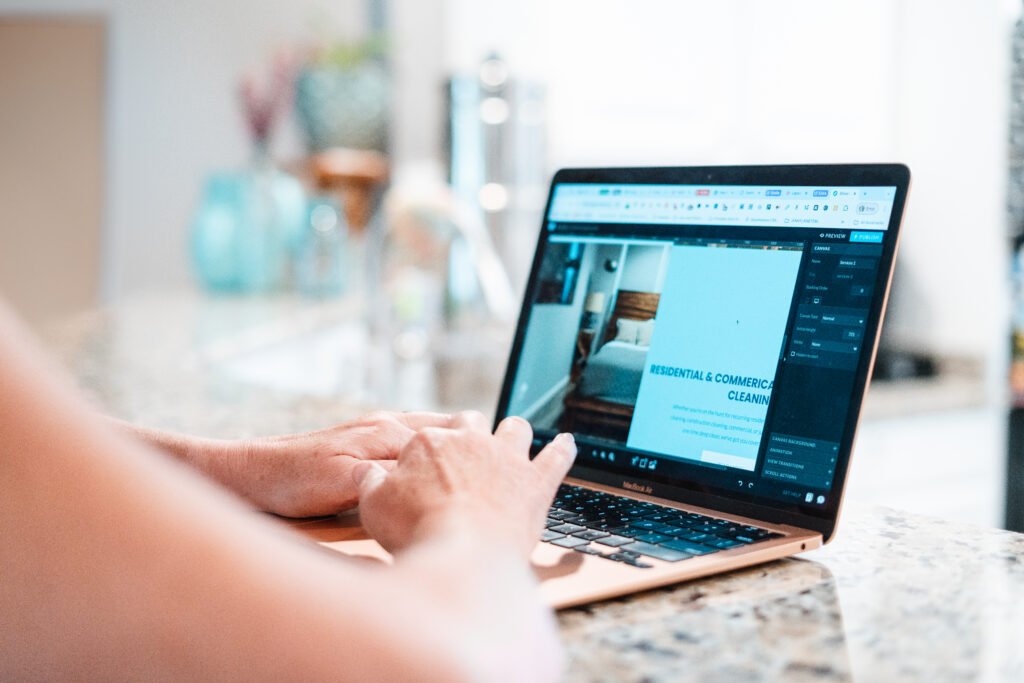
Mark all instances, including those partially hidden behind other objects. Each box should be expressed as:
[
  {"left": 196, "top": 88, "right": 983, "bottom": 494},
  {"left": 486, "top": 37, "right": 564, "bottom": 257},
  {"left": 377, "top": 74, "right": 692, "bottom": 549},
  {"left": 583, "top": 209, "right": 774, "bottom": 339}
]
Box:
[
  {"left": 352, "top": 462, "right": 370, "bottom": 487},
  {"left": 558, "top": 432, "right": 575, "bottom": 445},
  {"left": 352, "top": 461, "right": 384, "bottom": 487}
]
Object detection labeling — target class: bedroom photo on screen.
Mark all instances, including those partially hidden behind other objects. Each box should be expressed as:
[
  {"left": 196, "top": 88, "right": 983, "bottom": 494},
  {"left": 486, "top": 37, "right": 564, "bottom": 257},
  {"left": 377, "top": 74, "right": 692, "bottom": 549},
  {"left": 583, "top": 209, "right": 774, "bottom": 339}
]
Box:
[{"left": 507, "top": 239, "right": 671, "bottom": 442}]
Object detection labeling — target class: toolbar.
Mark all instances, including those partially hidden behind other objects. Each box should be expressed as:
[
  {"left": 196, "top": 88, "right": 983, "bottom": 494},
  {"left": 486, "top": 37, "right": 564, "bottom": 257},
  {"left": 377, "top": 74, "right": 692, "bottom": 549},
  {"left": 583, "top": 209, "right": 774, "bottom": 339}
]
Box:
[{"left": 548, "top": 183, "right": 897, "bottom": 231}]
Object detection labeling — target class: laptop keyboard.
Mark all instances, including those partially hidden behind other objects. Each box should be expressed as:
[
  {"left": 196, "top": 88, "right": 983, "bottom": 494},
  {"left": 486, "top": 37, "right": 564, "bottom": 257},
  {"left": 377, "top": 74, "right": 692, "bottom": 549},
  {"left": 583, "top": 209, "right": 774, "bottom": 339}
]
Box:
[{"left": 543, "top": 484, "right": 783, "bottom": 568}]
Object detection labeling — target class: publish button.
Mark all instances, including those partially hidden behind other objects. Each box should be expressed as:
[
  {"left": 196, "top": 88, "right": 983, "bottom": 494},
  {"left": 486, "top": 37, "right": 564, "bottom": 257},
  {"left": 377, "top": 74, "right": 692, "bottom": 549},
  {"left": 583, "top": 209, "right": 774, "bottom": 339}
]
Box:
[{"left": 850, "top": 231, "right": 883, "bottom": 244}]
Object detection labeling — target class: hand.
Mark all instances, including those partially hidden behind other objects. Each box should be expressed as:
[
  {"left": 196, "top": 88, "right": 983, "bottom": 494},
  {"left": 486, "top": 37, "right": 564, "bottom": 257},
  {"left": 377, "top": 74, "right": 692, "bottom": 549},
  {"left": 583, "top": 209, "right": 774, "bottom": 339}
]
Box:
[
  {"left": 225, "top": 411, "right": 455, "bottom": 518},
  {"left": 354, "top": 411, "right": 577, "bottom": 558}
]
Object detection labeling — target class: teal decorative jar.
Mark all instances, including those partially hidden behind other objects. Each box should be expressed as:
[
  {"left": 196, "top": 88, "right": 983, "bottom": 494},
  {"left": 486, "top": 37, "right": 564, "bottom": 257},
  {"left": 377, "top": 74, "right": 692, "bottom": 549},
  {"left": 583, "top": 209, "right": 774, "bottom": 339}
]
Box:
[{"left": 191, "top": 156, "right": 306, "bottom": 293}]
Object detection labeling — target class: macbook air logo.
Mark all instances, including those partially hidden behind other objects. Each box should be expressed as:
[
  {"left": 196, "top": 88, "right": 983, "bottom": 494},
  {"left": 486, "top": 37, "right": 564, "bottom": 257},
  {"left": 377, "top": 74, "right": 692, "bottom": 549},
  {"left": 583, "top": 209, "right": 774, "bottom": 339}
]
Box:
[{"left": 623, "top": 481, "right": 653, "bottom": 495}]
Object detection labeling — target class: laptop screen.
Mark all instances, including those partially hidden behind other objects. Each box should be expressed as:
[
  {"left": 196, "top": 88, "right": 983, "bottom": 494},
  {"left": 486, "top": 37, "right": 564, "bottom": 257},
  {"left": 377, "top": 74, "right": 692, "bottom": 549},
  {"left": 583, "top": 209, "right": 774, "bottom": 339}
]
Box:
[{"left": 496, "top": 165, "right": 908, "bottom": 530}]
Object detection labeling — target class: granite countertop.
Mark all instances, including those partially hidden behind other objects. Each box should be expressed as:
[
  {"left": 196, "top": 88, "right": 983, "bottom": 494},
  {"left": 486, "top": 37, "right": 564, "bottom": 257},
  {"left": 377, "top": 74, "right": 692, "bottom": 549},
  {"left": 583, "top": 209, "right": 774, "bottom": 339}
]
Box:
[
  {"left": 41, "top": 291, "right": 1024, "bottom": 681},
  {"left": 558, "top": 506, "right": 1024, "bottom": 681},
  {"left": 42, "top": 290, "right": 512, "bottom": 435}
]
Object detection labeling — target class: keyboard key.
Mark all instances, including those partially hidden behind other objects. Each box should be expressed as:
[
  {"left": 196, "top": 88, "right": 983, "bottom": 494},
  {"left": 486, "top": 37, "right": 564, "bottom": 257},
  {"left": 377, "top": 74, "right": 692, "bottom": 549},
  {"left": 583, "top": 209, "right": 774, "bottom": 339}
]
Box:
[
  {"left": 623, "top": 557, "right": 654, "bottom": 568},
  {"left": 550, "top": 484, "right": 784, "bottom": 566},
  {"left": 661, "top": 539, "right": 719, "bottom": 556},
  {"left": 595, "top": 534, "right": 632, "bottom": 548},
  {"left": 620, "top": 541, "right": 692, "bottom": 562},
  {"left": 558, "top": 514, "right": 588, "bottom": 525},
  {"left": 642, "top": 512, "right": 686, "bottom": 524},
  {"left": 609, "top": 526, "right": 644, "bottom": 539},
  {"left": 573, "top": 529, "right": 609, "bottom": 541},
  {"left": 606, "top": 552, "right": 652, "bottom": 567},
  {"left": 573, "top": 545, "right": 604, "bottom": 556},
  {"left": 742, "top": 526, "right": 773, "bottom": 540}
]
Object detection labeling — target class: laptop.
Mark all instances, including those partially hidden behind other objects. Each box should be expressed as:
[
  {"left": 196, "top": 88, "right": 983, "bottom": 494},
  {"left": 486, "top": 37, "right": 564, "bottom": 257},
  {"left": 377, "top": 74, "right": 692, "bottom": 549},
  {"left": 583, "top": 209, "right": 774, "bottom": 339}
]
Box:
[
  {"left": 495, "top": 163, "right": 908, "bottom": 607},
  {"left": 301, "top": 164, "right": 910, "bottom": 609}
]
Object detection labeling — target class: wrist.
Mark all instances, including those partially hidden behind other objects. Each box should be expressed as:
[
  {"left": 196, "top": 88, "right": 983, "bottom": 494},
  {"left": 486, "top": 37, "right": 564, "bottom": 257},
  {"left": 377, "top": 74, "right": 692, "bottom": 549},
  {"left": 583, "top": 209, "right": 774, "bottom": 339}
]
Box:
[
  {"left": 409, "top": 505, "right": 536, "bottom": 560},
  {"left": 223, "top": 435, "right": 339, "bottom": 517},
  {"left": 112, "top": 418, "right": 234, "bottom": 478},
  {"left": 188, "top": 436, "right": 260, "bottom": 502},
  {"left": 388, "top": 520, "right": 562, "bottom": 682}
]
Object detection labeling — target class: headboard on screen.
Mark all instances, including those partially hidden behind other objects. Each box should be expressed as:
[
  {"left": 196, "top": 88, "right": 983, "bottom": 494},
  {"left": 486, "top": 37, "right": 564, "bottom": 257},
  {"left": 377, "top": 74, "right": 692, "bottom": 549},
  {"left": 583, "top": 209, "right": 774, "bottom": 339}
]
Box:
[{"left": 601, "top": 290, "right": 661, "bottom": 345}]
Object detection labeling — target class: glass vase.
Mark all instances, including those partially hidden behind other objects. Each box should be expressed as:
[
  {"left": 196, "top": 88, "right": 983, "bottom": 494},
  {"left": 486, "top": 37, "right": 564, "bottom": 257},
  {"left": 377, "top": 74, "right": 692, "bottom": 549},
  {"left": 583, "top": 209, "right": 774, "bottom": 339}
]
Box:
[{"left": 191, "top": 146, "right": 305, "bottom": 293}]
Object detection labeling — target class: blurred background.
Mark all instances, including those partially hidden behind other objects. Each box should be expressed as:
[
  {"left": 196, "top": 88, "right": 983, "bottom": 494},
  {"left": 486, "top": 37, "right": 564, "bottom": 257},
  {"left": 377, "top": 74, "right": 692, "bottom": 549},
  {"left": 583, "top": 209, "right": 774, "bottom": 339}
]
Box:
[{"left": 0, "top": 0, "right": 1021, "bottom": 529}]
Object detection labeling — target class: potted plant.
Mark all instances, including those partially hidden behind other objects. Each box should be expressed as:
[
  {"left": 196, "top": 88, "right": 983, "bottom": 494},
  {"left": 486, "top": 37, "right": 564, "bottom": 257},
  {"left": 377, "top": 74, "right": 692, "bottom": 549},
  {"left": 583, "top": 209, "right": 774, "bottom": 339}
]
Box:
[{"left": 294, "top": 35, "right": 390, "bottom": 153}]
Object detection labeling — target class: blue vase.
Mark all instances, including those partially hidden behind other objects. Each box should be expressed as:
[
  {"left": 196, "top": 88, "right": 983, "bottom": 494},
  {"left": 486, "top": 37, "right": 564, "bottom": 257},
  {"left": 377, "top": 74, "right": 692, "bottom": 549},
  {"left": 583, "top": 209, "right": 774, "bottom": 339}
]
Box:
[
  {"left": 191, "top": 156, "right": 305, "bottom": 293},
  {"left": 296, "top": 197, "right": 349, "bottom": 298}
]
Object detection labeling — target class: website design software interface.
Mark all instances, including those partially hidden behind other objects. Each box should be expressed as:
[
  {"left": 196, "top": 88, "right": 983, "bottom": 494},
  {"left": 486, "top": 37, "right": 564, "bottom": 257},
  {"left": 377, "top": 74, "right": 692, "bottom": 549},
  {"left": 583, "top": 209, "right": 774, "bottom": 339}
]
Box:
[{"left": 508, "top": 183, "right": 896, "bottom": 507}]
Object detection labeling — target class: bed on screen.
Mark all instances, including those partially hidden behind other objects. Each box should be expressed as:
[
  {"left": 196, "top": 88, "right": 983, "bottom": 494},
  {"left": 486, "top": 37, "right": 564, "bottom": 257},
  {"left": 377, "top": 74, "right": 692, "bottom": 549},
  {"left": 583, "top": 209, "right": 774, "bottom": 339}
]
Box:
[{"left": 560, "top": 290, "right": 660, "bottom": 441}]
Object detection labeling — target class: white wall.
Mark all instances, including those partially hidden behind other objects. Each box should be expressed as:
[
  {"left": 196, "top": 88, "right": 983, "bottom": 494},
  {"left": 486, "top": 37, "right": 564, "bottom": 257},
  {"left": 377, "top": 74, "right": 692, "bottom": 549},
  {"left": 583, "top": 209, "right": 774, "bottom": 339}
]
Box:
[
  {"left": 0, "top": 0, "right": 445, "bottom": 303},
  {"left": 618, "top": 245, "right": 668, "bottom": 294},
  {"left": 0, "top": 0, "right": 1014, "bottom": 363},
  {"left": 444, "top": 0, "right": 1015, "bottom": 362},
  {"left": 585, "top": 242, "right": 625, "bottom": 344},
  {"left": 507, "top": 246, "right": 592, "bottom": 418}
]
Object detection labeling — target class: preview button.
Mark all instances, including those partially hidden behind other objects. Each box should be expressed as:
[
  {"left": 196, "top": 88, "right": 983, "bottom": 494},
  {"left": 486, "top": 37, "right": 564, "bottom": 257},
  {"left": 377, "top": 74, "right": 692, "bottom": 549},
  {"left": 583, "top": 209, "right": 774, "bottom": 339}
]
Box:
[{"left": 850, "top": 231, "right": 883, "bottom": 244}]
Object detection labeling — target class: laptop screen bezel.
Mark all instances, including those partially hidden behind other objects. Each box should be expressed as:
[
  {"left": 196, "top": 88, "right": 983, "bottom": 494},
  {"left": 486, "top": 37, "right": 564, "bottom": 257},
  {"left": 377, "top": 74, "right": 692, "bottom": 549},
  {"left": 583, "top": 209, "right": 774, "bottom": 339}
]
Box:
[{"left": 494, "top": 163, "right": 910, "bottom": 542}]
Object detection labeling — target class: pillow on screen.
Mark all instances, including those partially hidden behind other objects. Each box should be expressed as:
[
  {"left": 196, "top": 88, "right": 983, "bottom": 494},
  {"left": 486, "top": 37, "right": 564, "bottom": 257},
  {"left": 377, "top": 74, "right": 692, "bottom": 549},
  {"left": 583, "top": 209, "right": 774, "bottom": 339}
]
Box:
[
  {"left": 636, "top": 319, "right": 655, "bottom": 346},
  {"left": 612, "top": 318, "right": 641, "bottom": 344}
]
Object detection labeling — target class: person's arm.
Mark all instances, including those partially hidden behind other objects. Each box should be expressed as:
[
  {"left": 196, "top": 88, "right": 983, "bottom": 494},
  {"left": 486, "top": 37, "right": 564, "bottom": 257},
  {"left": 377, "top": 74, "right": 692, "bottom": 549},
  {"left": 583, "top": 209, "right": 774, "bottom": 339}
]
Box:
[
  {"left": 107, "top": 411, "right": 451, "bottom": 518},
  {"left": 0, "top": 301, "right": 576, "bottom": 681}
]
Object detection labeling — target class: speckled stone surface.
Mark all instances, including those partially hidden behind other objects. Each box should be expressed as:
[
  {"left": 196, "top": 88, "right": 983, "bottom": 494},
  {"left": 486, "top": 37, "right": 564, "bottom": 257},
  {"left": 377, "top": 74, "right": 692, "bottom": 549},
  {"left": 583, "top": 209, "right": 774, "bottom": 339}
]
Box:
[
  {"left": 558, "top": 507, "right": 1024, "bottom": 681},
  {"left": 41, "top": 292, "right": 1024, "bottom": 682},
  {"left": 41, "top": 290, "right": 511, "bottom": 437}
]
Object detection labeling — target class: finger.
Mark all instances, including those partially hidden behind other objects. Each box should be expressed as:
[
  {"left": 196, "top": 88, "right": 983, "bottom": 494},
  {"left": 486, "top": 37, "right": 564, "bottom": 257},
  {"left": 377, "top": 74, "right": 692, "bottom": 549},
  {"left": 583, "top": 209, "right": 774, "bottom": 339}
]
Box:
[
  {"left": 354, "top": 458, "right": 398, "bottom": 471},
  {"left": 532, "top": 433, "right": 577, "bottom": 493},
  {"left": 494, "top": 415, "right": 533, "bottom": 454},
  {"left": 451, "top": 410, "right": 491, "bottom": 433},
  {"left": 352, "top": 429, "right": 415, "bottom": 462},
  {"left": 353, "top": 461, "right": 389, "bottom": 498},
  {"left": 392, "top": 411, "right": 455, "bottom": 430},
  {"left": 353, "top": 413, "right": 454, "bottom": 461}
]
